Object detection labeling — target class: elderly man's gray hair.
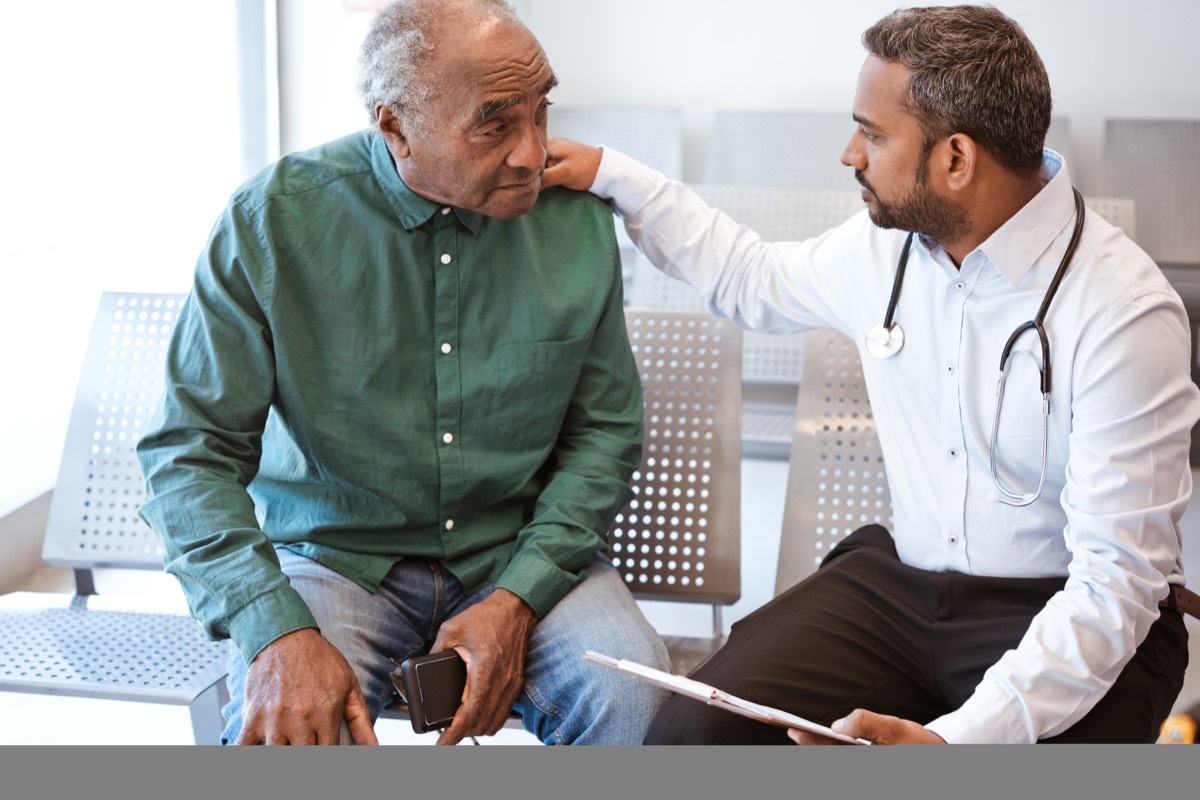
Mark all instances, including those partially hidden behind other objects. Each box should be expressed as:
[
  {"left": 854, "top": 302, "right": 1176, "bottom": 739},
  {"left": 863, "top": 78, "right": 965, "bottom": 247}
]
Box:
[{"left": 357, "top": 0, "right": 520, "bottom": 133}]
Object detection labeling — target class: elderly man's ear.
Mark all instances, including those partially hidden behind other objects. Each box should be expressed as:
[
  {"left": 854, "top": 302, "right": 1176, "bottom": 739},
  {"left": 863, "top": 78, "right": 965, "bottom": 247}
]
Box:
[{"left": 376, "top": 104, "right": 411, "bottom": 158}]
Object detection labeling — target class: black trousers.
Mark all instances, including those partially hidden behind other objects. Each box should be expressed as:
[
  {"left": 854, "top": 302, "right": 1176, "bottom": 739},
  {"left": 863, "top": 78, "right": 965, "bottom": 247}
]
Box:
[{"left": 644, "top": 525, "right": 1189, "bottom": 744}]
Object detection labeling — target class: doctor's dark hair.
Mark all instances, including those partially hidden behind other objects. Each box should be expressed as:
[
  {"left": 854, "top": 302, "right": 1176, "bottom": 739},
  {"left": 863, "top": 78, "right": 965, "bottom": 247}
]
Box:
[
  {"left": 356, "top": 0, "right": 519, "bottom": 134},
  {"left": 862, "top": 4, "right": 1051, "bottom": 173}
]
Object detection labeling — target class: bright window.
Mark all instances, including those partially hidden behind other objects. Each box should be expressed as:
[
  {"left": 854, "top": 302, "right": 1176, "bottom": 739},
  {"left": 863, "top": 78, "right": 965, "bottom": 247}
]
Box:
[{"left": 0, "top": 2, "right": 244, "bottom": 515}]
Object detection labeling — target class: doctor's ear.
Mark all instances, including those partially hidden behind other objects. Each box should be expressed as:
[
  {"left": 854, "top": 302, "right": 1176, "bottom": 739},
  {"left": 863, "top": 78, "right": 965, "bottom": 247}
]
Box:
[
  {"left": 942, "top": 133, "right": 978, "bottom": 191},
  {"left": 376, "top": 104, "right": 411, "bottom": 158}
]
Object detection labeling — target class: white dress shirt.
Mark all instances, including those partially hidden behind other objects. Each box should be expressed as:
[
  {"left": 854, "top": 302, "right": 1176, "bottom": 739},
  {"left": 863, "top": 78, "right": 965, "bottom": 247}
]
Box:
[{"left": 591, "top": 146, "right": 1200, "bottom": 743}]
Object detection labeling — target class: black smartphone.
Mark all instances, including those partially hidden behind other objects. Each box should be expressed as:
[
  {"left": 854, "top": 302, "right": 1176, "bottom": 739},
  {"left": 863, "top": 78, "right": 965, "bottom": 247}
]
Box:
[{"left": 392, "top": 650, "right": 467, "bottom": 734}]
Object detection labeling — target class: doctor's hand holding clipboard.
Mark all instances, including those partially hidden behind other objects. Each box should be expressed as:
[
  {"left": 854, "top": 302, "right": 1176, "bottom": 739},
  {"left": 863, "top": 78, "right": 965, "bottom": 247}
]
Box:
[{"left": 786, "top": 708, "right": 947, "bottom": 746}]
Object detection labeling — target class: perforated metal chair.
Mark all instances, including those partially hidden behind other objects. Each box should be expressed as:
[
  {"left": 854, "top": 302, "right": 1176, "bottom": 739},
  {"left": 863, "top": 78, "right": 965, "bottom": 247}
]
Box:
[
  {"left": 628, "top": 185, "right": 865, "bottom": 459},
  {"left": 706, "top": 110, "right": 859, "bottom": 192},
  {"left": 774, "top": 329, "right": 892, "bottom": 595},
  {"left": 1100, "top": 119, "right": 1200, "bottom": 267},
  {"left": 610, "top": 309, "right": 743, "bottom": 675},
  {"left": 2, "top": 293, "right": 742, "bottom": 739},
  {"left": 0, "top": 290, "right": 229, "bottom": 745}
]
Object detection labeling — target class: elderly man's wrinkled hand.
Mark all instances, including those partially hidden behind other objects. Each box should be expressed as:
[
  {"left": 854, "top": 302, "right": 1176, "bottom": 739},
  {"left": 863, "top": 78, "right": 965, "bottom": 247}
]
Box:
[
  {"left": 428, "top": 588, "right": 538, "bottom": 745},
  {"left": 235, "top": 627, "right": 379, "bottom": 746}
]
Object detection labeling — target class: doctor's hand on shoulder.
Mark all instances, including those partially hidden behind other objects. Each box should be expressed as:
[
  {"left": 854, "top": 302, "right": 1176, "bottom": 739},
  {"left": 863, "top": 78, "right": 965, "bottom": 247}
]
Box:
[
  {"left": 789, "top": 709, "right": 947, "bottom": 746},
  {"left": 543, "top": 137, "right": 604, "bottom": 192}
]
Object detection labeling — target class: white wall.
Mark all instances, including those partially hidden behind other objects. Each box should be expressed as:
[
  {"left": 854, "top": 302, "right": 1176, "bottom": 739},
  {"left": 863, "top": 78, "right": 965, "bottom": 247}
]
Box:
[
  {"left": 278, "top": 0, "right": 1200, "bottom": 191},
  {"left": 0, "top": 2, "right": 242, "bottom": 520}
]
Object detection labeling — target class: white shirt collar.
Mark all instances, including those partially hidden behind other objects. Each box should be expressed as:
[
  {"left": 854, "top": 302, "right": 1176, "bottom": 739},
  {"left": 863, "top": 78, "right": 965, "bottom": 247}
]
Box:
[
  {"left": 977, "top": 149, "right": 1077, "bottom": 286},
  {"left": 913, "top": 149, "right": 1077, "bottom": 285}
]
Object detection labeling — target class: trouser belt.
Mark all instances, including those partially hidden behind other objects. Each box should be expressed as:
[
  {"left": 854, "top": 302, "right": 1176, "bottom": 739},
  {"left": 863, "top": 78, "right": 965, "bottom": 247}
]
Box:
[{"left": 1161, "top": 584, "right": 1200, "bottom": 619}]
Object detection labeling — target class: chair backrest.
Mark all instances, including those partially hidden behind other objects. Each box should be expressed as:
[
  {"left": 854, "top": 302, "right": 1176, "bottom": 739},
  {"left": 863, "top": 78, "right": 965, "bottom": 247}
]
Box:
[
  {"left": 706, "top": 110, "right": 859, "bottom": 192},
  {"left": 548, "top": 105, "right": 685, "bottom": 181},
  {"left": 1099, "top": 118, "right": 1200, "bottom": 266},
  {"left": 628, "top": 185, "right": 865, "bottom": 387},
  {"left": 1084, "top": 196, "right": 1138, "bottom": 242},
  {"left": 608, "top": 310, "right": 743, "bottom": 606},
  {"left": 774, "top": 329, "right": 892, "bottom": 595},
  {"left": 41, "top": 291, "right": 188, "bottom": 570},
  {"left": 1046, "top": 115, "right": 1075, "bottom": 175}
]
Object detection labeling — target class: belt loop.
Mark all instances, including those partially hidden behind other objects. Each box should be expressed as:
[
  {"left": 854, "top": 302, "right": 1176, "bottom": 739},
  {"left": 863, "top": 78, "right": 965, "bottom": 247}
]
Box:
[{"left": 1164, "top": 586, "right": 1178, "bottom": 611}]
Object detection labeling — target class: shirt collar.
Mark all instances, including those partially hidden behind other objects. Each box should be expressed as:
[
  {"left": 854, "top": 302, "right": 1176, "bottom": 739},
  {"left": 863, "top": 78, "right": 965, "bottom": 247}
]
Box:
[
  {"left": 369, "top": 130, "right": 484, "bottom": 234},
  {"left": 974, "top": 149, "right": 1076, "bottom": 286}
]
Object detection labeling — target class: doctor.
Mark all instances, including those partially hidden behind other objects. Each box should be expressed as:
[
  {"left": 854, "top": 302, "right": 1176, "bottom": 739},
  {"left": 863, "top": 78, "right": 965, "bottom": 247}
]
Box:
[{"left": 544, "top": 4, "right": 1199, "bottom": 744}]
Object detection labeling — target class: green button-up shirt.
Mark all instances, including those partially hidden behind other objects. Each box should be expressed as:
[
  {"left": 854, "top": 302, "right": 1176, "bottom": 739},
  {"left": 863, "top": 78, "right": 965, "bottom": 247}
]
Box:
[{"left": 137, "top": 129, "right": 642, "bottom": 664}]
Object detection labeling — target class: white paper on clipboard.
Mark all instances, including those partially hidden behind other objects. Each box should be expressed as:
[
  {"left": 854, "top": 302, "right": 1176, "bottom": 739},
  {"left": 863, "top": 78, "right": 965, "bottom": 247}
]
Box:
[{"left": 582, "top": 650, "right": 870, "bottom": 745}]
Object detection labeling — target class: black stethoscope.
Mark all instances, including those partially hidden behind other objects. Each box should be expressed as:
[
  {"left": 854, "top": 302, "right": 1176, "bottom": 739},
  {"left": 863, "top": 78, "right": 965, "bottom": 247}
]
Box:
[{"left": 865, "top": 188, "right": 1087, "bottom": 506}]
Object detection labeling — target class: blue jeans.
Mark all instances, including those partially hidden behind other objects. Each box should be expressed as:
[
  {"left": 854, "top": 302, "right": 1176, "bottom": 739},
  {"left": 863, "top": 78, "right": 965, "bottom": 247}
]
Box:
[{"left": 220, "top": 549, "right": 671, "bottom": 745}]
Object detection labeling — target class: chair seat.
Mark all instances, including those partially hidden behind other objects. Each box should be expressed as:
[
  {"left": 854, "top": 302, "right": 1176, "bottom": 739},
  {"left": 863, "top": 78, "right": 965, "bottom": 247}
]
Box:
[
  {"left": 660, "top": 635, "right": 725, "bottom": 677},
  {"left": 0, "top": 591, "right": 227, "bottom": 705},
  {"left": 742, "top": 402, "right": 796, "bottom": 460}
]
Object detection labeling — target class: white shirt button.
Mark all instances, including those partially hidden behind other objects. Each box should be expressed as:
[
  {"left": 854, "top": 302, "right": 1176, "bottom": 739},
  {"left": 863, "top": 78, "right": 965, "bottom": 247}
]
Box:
[
  {"left": 441, "top": 342, "right": 452, "bottom": 354},
  {"left": 445, "top": 519, "right": 455, "bottom": 531},
  {"left": 946, "top": 364, "right": 955, "bottom": 375},
  {"left": 949, "top": 534, "right": 959, "bottom": 544},
  {"left": 956, "top": 281, "right": 966, "bottom": 291},
  {"left": 440, "top": 253, "right": 452, "bottom": 265},
  {"left": 948, "top": 448, "right": 959, "bottom": 459},
  {"left": 443, "top": 432, "right": 454, "bottom": 444},
  {"left": 441, "top": 207, "right": 451, "bottom": 216}
]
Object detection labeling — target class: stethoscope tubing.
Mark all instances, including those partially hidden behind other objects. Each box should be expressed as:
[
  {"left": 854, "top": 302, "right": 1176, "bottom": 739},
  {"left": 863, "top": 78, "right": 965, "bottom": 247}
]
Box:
[{"left": 870, "top": 187, "right": 1087, "bottom": 506}]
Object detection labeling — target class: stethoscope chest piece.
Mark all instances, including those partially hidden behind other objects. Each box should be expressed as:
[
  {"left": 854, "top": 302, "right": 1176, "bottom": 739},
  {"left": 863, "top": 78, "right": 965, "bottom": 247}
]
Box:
[{"left": 866, "top": 322, "right": 904, "bottom": 360}]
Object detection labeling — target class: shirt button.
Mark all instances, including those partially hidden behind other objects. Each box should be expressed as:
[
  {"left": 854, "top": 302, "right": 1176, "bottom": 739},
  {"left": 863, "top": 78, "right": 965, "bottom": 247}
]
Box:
[
  {"left": 946, "top": 364, "right": 955, "bottom": 375},
  {"left": 956, "top": 281, "right": 965, "bottom": 291},
  {"left": 949, "top": 534, "right": 959, "bottom": 544},
  {"left": 441, "top": 342, "right": 452, "bottom": 354},
  {"left": 440, "top": 253, "right": 452, "bottom": 265},
  {"left": 445, "top": 519, "right": 455, "bottom": 531},
  {"left": 441, "top": 207, "right": 452, "bottom": 216},
  {"left": 443, "top": 432, "right": 454, "bottom": 444},
  {"left": 948, "top": 448, "right": 958, "bottom": 459}
]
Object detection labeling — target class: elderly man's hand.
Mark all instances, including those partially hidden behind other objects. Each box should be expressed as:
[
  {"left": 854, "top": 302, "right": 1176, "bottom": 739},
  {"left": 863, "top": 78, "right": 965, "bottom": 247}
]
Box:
[
  {"left": 543, "top": 137, "right": 604, "bottom": 192},
  {"left": 235, "top": 627, "right": 379, "bottom": 745},
  {"left": 788, "top": 708, "right": 946, "bottom": 746},
  {"left": 428, "top": 588, "right": 538, "bottom": 745}
]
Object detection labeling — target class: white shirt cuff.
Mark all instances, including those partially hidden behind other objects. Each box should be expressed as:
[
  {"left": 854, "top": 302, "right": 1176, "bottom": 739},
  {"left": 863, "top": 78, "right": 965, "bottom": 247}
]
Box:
[
  {"left": 925, "top": 679, "right": 1037, "bottom": 744},
  {"left": 589, "top": 145, "right": 668, "bottom": 219}
]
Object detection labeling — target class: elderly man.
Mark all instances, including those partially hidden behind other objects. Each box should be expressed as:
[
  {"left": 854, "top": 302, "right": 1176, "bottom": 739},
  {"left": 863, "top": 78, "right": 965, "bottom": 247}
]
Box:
[
  {"left": 137, "top": 0, "right": 670, "bottom": 746},
  {"left": 545, "top": 4, "right": 1198, "bottom": 744}
]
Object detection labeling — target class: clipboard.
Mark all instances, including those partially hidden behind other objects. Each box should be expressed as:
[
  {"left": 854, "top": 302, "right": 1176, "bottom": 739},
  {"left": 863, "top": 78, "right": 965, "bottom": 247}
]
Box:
[{"left": 583, "top": 650, "right": 870, "bottom": 745}]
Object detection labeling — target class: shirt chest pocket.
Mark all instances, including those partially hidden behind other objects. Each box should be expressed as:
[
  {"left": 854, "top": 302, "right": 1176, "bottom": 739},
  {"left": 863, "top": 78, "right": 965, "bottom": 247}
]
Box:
[{"left": 492, "top": 336, "right": 593, "bottom": 448}]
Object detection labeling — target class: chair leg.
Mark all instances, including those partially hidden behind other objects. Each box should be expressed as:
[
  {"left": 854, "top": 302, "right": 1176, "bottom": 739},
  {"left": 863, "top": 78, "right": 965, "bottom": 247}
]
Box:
[{"left": 188, "top": 678, "right": 230, "bottom": 745}]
